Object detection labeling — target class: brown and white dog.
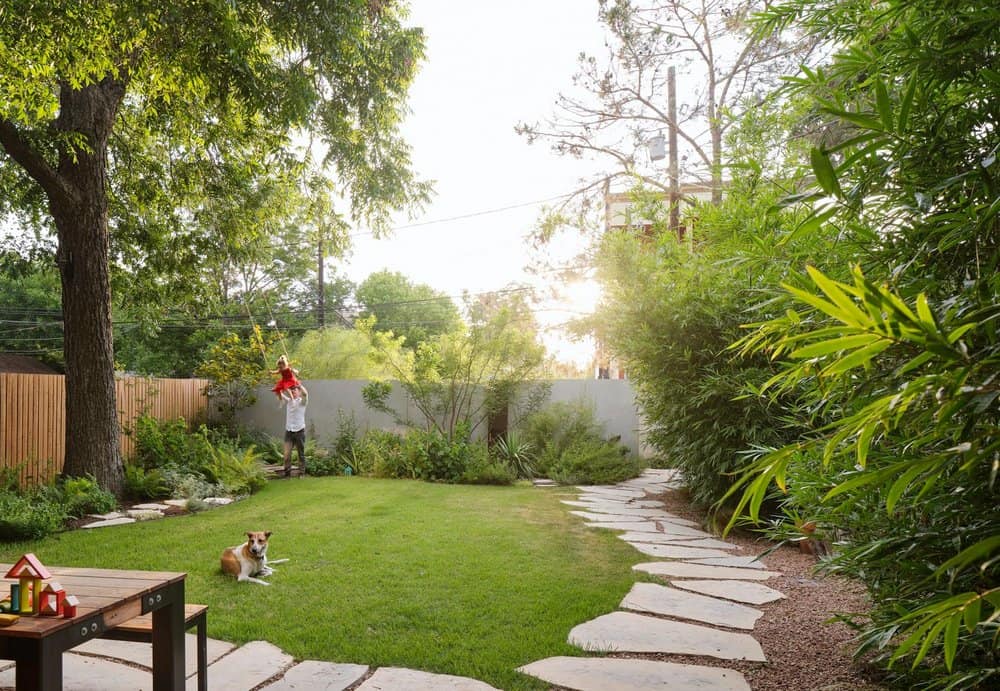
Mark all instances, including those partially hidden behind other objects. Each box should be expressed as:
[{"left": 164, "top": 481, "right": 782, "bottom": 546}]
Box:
[{"left": 220, "top": 531, "right": 288, "bottom": 586}]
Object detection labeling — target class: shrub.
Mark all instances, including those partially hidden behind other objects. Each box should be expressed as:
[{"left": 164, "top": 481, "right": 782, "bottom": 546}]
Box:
[
  {"left": 548, "top": 438, "right": 644, "bottom": 486},
  {"left": 520, "top": 400, "right": 607, "bottom": 477},
  {"left": 204, "top": 445, "right": 268, "bottom": 495},
  {"left": 133, "top": 415, "right": 214, "bottom": 474},
  {"left": 59, "top": 475, "right": 117, "bottom": 517},
  {"left": 462, "top": 443, "right": 515, "bottom": 485},
  {"left": 354, "top": 429, "right": 404, "bottom": 477},
  {"left": 0, "top": 489, "right": 66, "bottom": 541},
  {"left": 124, "top": 464, "right": 171, "bottom": 500},
  {"left": 159, "top": 467, "right": 222, "bottom": 500}
]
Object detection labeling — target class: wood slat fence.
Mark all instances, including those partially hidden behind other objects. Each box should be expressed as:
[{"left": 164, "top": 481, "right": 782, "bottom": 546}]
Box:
[{"left": 0, "top": 373, "right": 209, "bottom": 487}]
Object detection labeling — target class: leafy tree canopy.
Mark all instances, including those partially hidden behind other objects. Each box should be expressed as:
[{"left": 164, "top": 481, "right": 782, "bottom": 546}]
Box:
[{"left": 356, "top": 269, "right": 463, "bottom": 350}]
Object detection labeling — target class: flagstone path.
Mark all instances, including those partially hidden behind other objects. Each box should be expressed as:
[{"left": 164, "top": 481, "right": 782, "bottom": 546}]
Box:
[
  {"left": 518, "top": 467, "right": 788, "bottom": 690},
  {"left": 1, "top": 468, "right": 785, "bottom": 690}
]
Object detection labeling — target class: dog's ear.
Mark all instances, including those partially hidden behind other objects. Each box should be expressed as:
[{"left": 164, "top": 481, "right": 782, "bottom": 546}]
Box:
[
  {"left": 265, "top": 531, "right": 272, "bottom": 539},
  {"left": 246, "top": 531, "right": 254, "bottom": 540}
]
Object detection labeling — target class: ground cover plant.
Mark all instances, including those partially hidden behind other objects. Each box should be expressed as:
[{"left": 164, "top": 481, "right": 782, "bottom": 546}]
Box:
[{"left": 0, "top": 477, "right": 639, "bottom": 690}]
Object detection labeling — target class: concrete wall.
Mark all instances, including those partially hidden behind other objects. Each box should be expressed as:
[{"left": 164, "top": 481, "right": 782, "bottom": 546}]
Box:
[{"left": 235, "top": 378, "right": 649, "bottom": 456}]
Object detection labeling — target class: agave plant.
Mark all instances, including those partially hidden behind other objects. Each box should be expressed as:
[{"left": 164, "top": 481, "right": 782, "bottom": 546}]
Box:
[{"left": 492, "top": 431, "right": 535, "bottom": 479}]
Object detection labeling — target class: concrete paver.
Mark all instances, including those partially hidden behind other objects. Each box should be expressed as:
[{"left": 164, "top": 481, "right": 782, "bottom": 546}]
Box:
[
  {"left": 75, "top": 633, "right": 235, "bottom": 678},
  {"left": 689, "top": 556, "right": 767, "bottom": 570},
  {"left": 0, "top": 652, "right": 153, "bottom": 691},
  {"left": 670, "top": 579, "right": 787, "bottom": 605},
  {"left": 356, "top": 667, "right": 499, "bottom": 690},
  {"left": 587, "top": 521, "right": 713, "bottom": 538},
  {"left": 81, "top": 517, "right": 136, "bottom": 528},
  {"left": 569, "top": 611, "right": 766, "bottom": 661},
  {"left": 626, "top": 543, "right": 734, "bottom": 559},
  {"left": 189, "top": 640, "right": 293, "bottom": 691},
  {"left": 518, "top": 656, "right": 751, "bottom": 691},
  {"left": 260, "top": 660, "right": 369, "bottom": 690},
  {"left": 562, "top": 498, "right": 666, "bottom": 509},
  {"left": 620, "top": 582, "right": 763, "bottom": 630},
  {"left": 617, "top": 533, "right": 738, "bottom": 550},
  {"left": 634, "top": 561, "right": 781, "bottom": 580}
]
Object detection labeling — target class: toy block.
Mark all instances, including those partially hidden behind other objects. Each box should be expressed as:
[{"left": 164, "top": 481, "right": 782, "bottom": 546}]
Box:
[
  {"left": 39, "top": 581, "right": 66, "bottom": 616},
  {"left": 63, "top": 595, "right": 80, "bottom": 618},
  {"left": 9, "top": 584, "right": 19, "bottom": 612},
  {"left": 0, "top": 613, "right": 19, "bottom": 627}
]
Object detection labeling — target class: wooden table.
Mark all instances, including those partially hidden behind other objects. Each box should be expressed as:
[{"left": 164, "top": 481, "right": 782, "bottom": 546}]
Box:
[{"left": 0, "top": 565, "right": 186, "bottom": 691}]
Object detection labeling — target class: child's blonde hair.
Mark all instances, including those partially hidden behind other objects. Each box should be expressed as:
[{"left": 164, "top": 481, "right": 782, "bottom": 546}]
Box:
[{"left": 276, "top": 355, "right": 288, "bottom": 369}]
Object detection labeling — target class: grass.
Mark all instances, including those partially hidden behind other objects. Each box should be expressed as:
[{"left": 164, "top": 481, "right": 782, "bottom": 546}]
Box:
[{"left": 0, "top": 477, "right": 640, "bottom": 690}]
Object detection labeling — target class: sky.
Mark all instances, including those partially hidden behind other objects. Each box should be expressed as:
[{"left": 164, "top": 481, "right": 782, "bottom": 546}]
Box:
[{"left": 340, "top": 1, "right": 610, "bottom": 367}]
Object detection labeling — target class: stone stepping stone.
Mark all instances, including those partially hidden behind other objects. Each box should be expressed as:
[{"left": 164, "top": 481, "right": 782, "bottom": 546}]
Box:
[
  {"left": 563, "top": 498, "right": 665, "bottom": 509},
  {"left": 626, "top": 543, "right": 734, "bottom": 559},
  {"left": 620, "top": 582, "right": 763, "bottom": 630},
  {"left": 568, "top": 611, "right": 766, "bottom": 661},
  {"left": 586, "top": 521, "right": 714, "bottom": 539},
  {"left": 518, "top": 656, "right": 750, "bottom": 691},
  {"left": 689, "top": 556, "right": 767, "bottom": 570},
  {"left": 635, "top": 562, "right": 780, "bottom": 581},
  {"left": 196, "top": 640, "right": 293, "bottom": 691},
  {"left": 617, "top": 533, "right": 737, "bottom": 550},
  {"left": 126, "top": 509, "right": 164, "bottom": 521},
  {"left": 76, "top": 633, "right": 235, "bottom": 678},
  {"left": 164, "top": 499, "right": 189, "bottom": 507},
  {"left": 261, "top": 660, "right": 369, "bottom": 690},
  {"left": 131, "top": 502, "right": 171, "bottom": 511},
  {"left": 87, "top": 511, "right": 125, "bottom": 520},
  {"left": 356, "top": 667, "right": 499, "bottom": 690},
  {"left": 82, "top": 517, "right": 137, "bottom": 529},
  {"left": 532, "top": 478, "right": 558, "bottom": 487},
  {"left": 0, "top": 653, "right": 154, "bottom": 691},
  {"left": 571, "top": 511, "right": 698, "bottom": 527},
  {"left": 571, "top": 507, "right": 699, "bottom": 524},
  {"left": 577, "top": 486, "right": 646, "bottom": 498},
  {"left": 204, "top": 497, "right": 234, "bottom": 506},
  {"left": 671, "top": 579, "right": 787, "bottom": 605}
]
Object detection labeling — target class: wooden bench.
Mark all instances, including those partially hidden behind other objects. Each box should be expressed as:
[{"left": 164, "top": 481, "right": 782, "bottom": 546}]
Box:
[{"left": 99, "top": 603, "right": 208, "bottom": 691}]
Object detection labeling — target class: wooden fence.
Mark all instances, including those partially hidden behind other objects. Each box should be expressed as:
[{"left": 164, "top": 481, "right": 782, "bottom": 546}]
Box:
[{"left": 0, "top": 373, "right": 209, "bottom": 487}]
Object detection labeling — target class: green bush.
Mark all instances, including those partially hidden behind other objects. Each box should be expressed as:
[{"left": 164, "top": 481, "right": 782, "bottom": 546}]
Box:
[
  {"left": 0, "top": 489, "right": 67, "bottom": 541},
  {"left": 548, "top": 438, "right": 644, "bottom": 486},
  {"left": 133, "top": 415, "right": 214, "bottom": 474},
  {"left": 520, "top": 400, "right": 608, "bottom": 477},
  {"left": 354, "top": 429, "right": 404, "bottom": 477},
  {"left": 462, "top": 443, "right": 515, "bottom": 485},
  {"left": 204, "top": 445, "right": 268, "bottom": 495},
  {"left": 124, "top": 464, "right": 171, "bottom": 500},
  {"left": 59, "top": 475, "right": 117, "bottom": 517}
]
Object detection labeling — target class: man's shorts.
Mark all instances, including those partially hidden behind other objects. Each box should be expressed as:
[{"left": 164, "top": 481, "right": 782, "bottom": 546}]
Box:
[{"left": 284, "top": 428, "right": 305, "bottom": 445}]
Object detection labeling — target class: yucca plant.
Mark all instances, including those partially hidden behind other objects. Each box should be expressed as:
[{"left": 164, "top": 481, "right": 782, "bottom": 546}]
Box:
[{"left": 492, "top": 431, "right": 535, "bottom": 479}]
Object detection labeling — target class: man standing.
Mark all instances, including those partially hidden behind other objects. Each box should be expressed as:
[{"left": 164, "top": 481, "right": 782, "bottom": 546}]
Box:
[{"left": 280, "top": 384, "right": 308, "bottom": 477}]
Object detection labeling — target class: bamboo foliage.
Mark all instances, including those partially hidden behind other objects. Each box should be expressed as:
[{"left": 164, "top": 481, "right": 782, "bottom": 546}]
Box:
[{"left": 0, "top": 373, "right": 209, "bottom": 487}]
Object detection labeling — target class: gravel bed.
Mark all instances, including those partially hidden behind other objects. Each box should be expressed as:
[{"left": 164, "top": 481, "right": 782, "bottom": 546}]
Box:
[{"left": 618, "top": 486, "right": 887, "bottom": 691}]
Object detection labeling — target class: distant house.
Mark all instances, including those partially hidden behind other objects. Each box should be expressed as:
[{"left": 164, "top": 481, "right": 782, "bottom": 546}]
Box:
[
  {"left": 0, "top": 354, "right": 58, "bottom": 374},
  {"left": 604, "top": 184, "right": 717, "bottom": 235}
]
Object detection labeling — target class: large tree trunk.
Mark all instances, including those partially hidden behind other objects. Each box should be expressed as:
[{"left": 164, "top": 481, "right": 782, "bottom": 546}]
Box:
[{"left": 52, "top": 79, "right": 126, "bottom": 495}]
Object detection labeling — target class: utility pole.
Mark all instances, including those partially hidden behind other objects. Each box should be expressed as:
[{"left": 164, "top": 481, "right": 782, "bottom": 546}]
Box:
[
  {"left": 668, "top": 66, "right": 681, "bottom": 240},
  {"left": 316, "top": 237, "right": 325, "bottom": 327}
]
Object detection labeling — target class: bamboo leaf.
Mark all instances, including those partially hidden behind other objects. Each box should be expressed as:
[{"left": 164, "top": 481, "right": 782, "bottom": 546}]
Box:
[
  {"left": 807, "top": 266, "right": 871, "bottom": 327},
  {"left": 792, "top": 333, "right": 881, "bottom": 359},
  {"left": 936, "top": 535, "right": 1000, "bottom": 577},
  {"left": 898, "top": 74, "right": 917, "bottom": 130},
  {"left": 821, "top": 339, "right": 893, "bottom": 375},
  {"left": 943, "top": 613, "right": 960, "bottom": 671},
  {"left": 810, "top": 147, "right": 843, "bottom": 198},
  {"left": 912, "top": 619, "right": 948, "bottom": 668},
  {"left": 963, "top": 596, "right": 982, "bottom": 634}
]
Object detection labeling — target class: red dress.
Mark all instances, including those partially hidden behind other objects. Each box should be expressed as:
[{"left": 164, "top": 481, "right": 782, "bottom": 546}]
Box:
[{"left": 272, "top": 366, "right": 300, "bottom": 394}]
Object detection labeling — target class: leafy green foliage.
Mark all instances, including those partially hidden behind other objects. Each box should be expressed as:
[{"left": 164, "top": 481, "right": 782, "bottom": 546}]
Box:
[
  {"left": 123, "top": 465, "right": 170, "bottom": 501},
  {"left": 290, "top": 326, "right": 385, "bottom": 380},
  {"left": 0, "top": 489, "right": 67, "bottom": 542},
  {"left": 725, "top": 0, "right": 1000, "bottom": 685},
  {"left": 549, "top": 438, "right": 644, "bottom": 486},
  {"left": 195, "top": 326, "right": 278, "bottom": 430},
  {"left": 58, "top": 475, "right": 117, "bottom": 518},
  {"left": 356, "top": 270, "right": 462, "bottom": 350},
  {"left": 203, "top": 445, "right": 268, "bottom": 496},
  {"left": 491, "top": 431, "right": 535, "bottom": 479}
]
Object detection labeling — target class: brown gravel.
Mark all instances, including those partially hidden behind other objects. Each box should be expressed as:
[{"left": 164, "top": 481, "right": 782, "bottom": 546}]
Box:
[{"left": 588, "top": 487, "right": 887, "bottom": 691}]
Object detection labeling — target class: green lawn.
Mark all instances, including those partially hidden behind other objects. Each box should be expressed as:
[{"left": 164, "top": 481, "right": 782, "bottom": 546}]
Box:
[{"left": 0, "top": 477, "right": 641, "bottom": 690}]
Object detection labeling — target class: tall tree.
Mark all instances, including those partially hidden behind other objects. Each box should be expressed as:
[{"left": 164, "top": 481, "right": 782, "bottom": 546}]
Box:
[
  {"left": 0, "top": 2, "right": 429, "bottom": 494},
  {"left": 518, "top": 0, "right": 818, "bottom": 208},
  {"left": 356, "top": 270, "right": 462, "bottom": 350}
]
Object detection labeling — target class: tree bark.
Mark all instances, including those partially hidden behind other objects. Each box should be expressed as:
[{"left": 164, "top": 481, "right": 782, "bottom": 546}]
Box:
[{"left": 51, "top": 78, "right": 126, "bottom": 495}]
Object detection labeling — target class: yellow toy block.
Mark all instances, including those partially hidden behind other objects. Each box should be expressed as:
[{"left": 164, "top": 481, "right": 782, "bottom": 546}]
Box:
[{"left": 0, "top": 613, "right": 19, "bottom": 627}]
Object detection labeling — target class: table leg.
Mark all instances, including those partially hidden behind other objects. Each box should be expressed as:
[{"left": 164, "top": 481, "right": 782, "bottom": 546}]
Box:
[
  {"left": 151, "top": 582, "right": 185, "bottom": 691},
  {"left": 10, "top": 638, "right": 61, "bottom": 691}
]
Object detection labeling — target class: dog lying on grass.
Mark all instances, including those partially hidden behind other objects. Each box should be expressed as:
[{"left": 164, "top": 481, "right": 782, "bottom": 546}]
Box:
[{"left": 220, "top": 531, "right": 288, "bottom": 585}]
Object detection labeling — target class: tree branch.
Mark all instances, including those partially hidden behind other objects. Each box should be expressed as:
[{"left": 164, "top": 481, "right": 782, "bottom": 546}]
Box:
[{"left": 0, "top": 119, "right": 76, "bottom": 206}]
